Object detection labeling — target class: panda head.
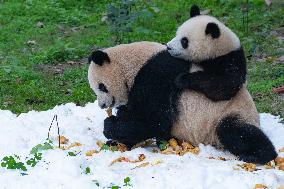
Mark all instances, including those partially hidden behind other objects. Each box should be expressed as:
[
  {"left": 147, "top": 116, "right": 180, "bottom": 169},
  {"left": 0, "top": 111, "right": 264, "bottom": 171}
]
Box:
[
  {"left": 167, "top": 5, "right": 240, "bottom": 62},
  {"left": 88, "top": 50, "right": 128, "bottom": 109},
  {"left": 88, "top": 42, "right": 166, "bottom": 109}
]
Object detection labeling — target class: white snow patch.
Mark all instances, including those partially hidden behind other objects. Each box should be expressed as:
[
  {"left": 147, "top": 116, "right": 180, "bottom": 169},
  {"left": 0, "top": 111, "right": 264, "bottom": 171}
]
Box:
[{"left": 0, "top": 102, "right": 283, "bottom": 189}]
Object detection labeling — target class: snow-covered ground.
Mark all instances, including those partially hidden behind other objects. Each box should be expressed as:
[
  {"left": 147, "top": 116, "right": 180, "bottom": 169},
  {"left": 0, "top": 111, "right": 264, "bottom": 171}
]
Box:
[{"left": 0, "top": 102, "right": 283, "bottom": 189}]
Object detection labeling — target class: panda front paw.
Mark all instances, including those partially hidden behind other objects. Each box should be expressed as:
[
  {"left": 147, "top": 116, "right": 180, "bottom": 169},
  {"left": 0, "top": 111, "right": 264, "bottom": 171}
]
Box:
[
  {"left": 103, "top": 116, "right": 118, "bottom": 139},
  {"left": 175, "top": 73, "right": 191, "bottom": 89},
  {"left": 106, "top": 139, "right": 119, "bottom": 147}
]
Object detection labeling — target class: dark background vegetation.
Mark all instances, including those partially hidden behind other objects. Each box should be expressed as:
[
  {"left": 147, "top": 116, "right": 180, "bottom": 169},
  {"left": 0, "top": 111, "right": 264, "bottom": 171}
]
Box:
[{"left": 0, "top": 0, "right": 283, "bottom": 117}]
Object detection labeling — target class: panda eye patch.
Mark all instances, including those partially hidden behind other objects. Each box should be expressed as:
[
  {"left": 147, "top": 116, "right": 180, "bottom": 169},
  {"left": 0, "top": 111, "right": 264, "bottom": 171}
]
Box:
[
  {"left": 98, "top": 83, "right": 108, "bottom": 93},
  {"left": 181, "top": 37, "right": 188, "bottom": 49}
]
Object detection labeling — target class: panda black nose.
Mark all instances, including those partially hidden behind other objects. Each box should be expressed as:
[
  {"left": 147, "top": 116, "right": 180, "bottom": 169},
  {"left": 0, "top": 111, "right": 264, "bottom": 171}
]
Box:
[
  {"left": 100, "top": 103, "right": 106, "bottom": 109},
  {"left": 167, "top": 46, "right": 172, "bottom": 50}
]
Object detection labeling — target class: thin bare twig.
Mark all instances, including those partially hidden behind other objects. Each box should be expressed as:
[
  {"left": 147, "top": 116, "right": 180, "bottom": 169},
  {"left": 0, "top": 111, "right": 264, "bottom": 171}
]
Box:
[{"left": 47, "top": 115, "right": 61, "bottom": 148}]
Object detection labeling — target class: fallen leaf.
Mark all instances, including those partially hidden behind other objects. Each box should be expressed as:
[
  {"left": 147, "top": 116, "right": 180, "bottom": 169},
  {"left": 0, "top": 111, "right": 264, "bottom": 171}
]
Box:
[
  {"left": 131, "top": 162, "right": 150, "bottom": 169},
  {"left": 151, "top": 159, "right": 163, "bottom": 166},
  {"left": 181, "top": 141, "right": 194, "bottom": 150},
  {"left": 187, "top": 147, "right": 200, "bottom": 155},
  {"left": 58, "top": 136, "right": 69, "bottom": 144},
  {"left": 238, "top": 163, "right": 257, "bottom": 172},
  {"left": 160, "top": 148, "right": 176, "bottom": 155},
  {"left": 85, "top": 150, "right": 99, "bottom": 156},
  {"left": 160, "top": 139, "right": 200, "bottom": 156},
  {"left": 116, "top": 143, "right": 128, "bottom": 152},
  {"left": 110, "top": 154, "right": 146, "bottom": 166},
  {"left": 60, "top": 142, "right": 82, "bottom": 150},
  {"left": 169, "top": 138, "right": 178, "bottom": 148},
  {"left": 275, "top": 157, "right": 284, "bottom": 165},
  {"left": 96, "top": 141, "right": 104, "bottom": 148},
  {"left": 138, "top": 154, "right": 146, "bottom": 161},
  {"left": 233, "top": 167, "right": 241, "bottom": 171},
  {"left": 267, "top": 160, "right": 276, "bottom": 168},
  {"left": 152, "top": 148, "right": 159, "bottom": 153},
  {"left": 110, "top": 157, "right": 131, "bottom": 166},
  {"left": 218, "top": 157, "right": 227, "bottom": 161},
  {"left": 253, "top": 184, "right": 268, "bottom": 189}
]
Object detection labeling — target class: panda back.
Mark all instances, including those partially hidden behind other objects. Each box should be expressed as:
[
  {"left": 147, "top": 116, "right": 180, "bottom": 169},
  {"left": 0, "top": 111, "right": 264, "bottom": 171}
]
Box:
[{"left": 127, "top": 50, "right": 190, "bottom": 128}]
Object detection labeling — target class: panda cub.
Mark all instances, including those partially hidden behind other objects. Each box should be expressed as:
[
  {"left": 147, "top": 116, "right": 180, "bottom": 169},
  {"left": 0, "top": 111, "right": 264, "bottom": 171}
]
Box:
[{"left": 167, "top": 5, "right": 246, "bottom": 101}]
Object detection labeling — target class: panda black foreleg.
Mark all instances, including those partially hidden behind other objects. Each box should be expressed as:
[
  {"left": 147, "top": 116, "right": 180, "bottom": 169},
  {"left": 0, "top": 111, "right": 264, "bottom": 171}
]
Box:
[
  {"left": 175, "top": 71, "right": 244, "bottom": 101},
  {"left": 216, "top": 116, "right": 277, "bottom": 164},
  {"left": 104, "top": 116, "right": 156, "bottom": 148}
]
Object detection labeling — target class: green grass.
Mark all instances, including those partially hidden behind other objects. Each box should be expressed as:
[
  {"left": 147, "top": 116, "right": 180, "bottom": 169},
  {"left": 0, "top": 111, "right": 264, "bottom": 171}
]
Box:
[{"left": 0, "top": 0, "right": 283, "bottom": 117}]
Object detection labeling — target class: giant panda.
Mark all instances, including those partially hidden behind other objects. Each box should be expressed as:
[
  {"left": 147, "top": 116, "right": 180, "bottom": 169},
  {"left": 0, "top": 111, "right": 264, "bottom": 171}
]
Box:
[
  {"left": 88, "top": 45, "right": 277, "bottom": 164},
  {"left": 167, "top": 5, "right": 246, "bottom": 101}
]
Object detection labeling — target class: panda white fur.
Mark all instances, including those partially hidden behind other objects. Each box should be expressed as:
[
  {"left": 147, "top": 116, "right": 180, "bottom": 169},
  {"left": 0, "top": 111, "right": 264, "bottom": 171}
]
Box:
[{"left": 88, "top": 32, "right": 277, "bottom": 164}]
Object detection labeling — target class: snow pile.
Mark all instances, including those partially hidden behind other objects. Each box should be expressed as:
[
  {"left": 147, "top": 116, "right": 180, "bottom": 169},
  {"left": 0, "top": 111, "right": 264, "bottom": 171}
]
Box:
[{"left": 0, "top": 102, "right": 283, "bottom": 189}]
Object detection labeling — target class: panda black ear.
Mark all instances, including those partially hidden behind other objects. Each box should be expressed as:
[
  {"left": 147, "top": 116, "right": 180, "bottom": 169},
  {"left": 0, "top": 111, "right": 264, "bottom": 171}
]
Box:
[
  {"left": 205, "top": 22, "right": 221, "bottom": 39},
  {"left": 88, "top": 50, "right": 110, "bottom": 66},
  {"left": 190, "top": 4, "right": 200, "bottom": 18}
]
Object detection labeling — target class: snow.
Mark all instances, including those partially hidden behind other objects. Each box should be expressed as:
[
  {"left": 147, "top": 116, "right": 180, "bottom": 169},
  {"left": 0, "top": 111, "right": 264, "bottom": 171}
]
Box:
[{"left": 0, "top": 102, "right": 283, "bottom": 189}]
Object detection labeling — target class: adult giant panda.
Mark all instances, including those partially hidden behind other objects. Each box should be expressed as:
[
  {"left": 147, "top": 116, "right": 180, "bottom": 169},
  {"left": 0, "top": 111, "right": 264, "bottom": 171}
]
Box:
[{"left": 88, "top": 44, "right": 277, "bottom": 164}]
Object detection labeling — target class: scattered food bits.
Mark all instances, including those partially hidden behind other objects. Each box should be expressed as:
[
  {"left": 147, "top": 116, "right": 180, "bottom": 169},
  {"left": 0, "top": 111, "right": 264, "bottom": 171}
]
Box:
[
  {"left": 110, "top": 157, "right": 131, "bottom": 166},
  {"left": 110, "top": 154, "right": 146, "bottom": 166},
  {"left": 151, "top": 159, "right": 163, "bottom": 166},
  {"left": 152, "top": 148, "right": 159, "bottom": 153},
  {"left": 116, "top": 143, "right": 128, "bottom": 152},
  {"left": 132, "top": 139, "right": 155, "bottom": 149},
  {"left": 160, "top": 148, "right": 176, "bottom": 155},
  {"left": 253, "top": 184, "right": 268, "bottom": 189},
  {"left": 279, "top": 147, "right": 284, "bottom": 153},
  {"left": 169, "top": 138, "right": 178, "bottom": 148},
  {"left": 275, "top": 157, "right": 284, "bottom": 164},
  {"left": 264, "top": 164, "right": 273, "bottom": 169},
  {"left": 58, "top": 136, "right": 69, "bottom": 144},
  {"left": 132, "top": 159, "right": 163, "bottom": 170},
  {"left": 85, "top": 150, "right": 99, "bottom": 156},
  {"left": 187, "top": 147, "right": 200, "bottom": 155},
  {"left": 106, "top": 108, "right": 112, "bottom": 117},
  {"left": 238, "top": 163, "right": 257, "bottom": 172},
  {"left": 267, "top": 160, "right": 276, "bottom": 168},
  {"left": 265, "top": 158, "right": 284, "bottom": 170},
  {"left": 96, "top": 141, "right": 104, "bottom": 148},
  {"left": 60, "top": 142, "right": 82, "bottom": 150},
  {"left": 208, "top": 156, "right": 227, "bottom": 161},
  {"left": 218, "top": 157, "right": 227, "bottom": 161},
  {"left": 160, "top": 139, "right": 200, "bottom": 156},
  {"left": 277, "top": 186, "right": 284, "bottom": 189},
  {"left": 181, "top": 141, "right": 194, "bottom": 150},
  {"left": 138, "top": 154, "right": 146, "bottom": 161},
  {"left": 132, "top": 162, "right": 150, "bottom": 170}
]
